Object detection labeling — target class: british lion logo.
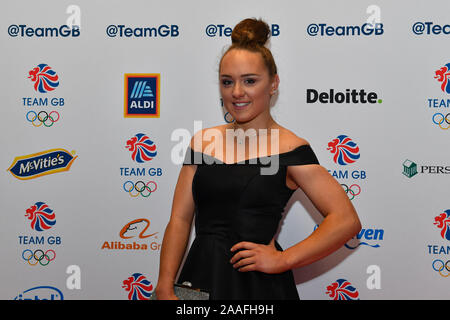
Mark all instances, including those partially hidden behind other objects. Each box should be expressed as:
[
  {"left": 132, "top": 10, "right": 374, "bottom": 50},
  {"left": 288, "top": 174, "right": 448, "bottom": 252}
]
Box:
[
  {"left": 434, "top": 210, "right": 450, "bottom": 241},
  {"left": 125, "top": 133, "right": 157, "bottom": 163},
  {"left": 122, "top": 273, "right": 153, "bottom": 300},
  {"left": 434, "top": 63, "right": 450, "bottom": 94},
  {"left": 326, "top": 279, "right": 360, "bottom": 300},
  {"left": 327, "top": 135, "right": 360, "bottom": 165},
  {"left": 28, "top": 64, "right": 59, "bottom": 93}
]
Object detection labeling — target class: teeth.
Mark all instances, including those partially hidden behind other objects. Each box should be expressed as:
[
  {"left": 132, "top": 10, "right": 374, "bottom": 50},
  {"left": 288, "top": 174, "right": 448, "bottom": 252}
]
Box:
[{"left": 234, "top": 102, "right": 250, "bottom": 107}]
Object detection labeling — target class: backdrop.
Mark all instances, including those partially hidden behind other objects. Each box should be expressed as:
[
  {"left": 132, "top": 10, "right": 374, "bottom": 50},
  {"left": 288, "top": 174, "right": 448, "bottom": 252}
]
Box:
[{"left": 1, "top": 0, "right": 449, "bottom": 300}]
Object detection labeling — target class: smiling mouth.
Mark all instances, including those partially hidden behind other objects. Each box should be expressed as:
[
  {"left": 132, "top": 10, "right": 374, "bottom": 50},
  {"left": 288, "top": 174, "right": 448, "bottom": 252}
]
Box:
[{"left": 232, "top": 102, "right": 251, "bottom": 109}]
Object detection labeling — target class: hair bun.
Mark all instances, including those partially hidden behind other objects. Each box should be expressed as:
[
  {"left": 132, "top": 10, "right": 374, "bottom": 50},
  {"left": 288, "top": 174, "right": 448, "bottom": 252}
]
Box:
[{"left": 231, "top": 18, "right": 270, "bottom": 47}]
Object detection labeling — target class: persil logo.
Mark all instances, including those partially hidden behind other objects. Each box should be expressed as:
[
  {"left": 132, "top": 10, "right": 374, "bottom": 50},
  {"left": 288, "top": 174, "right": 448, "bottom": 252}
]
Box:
[
  {"left": 307, "top": 23, "right": 383, "bottom": 37},
  {"left": 7, "top": 148, "right": 77, "bottom": 180}
]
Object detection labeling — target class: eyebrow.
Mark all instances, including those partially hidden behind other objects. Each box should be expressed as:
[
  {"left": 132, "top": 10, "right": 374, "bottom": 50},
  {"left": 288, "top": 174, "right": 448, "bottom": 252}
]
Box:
[{"left": 220, "top": 73, "right": 260, "bottom": 78}]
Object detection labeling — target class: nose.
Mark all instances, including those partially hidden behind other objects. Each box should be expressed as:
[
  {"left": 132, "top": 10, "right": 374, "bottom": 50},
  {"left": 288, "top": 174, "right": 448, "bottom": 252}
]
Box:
[{"left": 232, "top": 82, "right": 245, "bottom": 98}]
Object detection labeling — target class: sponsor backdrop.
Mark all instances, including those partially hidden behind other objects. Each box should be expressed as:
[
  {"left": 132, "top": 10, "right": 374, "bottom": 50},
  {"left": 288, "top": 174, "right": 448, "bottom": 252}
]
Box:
[{"left": 0, "top": 0, "right": 449, "bottom": 300}]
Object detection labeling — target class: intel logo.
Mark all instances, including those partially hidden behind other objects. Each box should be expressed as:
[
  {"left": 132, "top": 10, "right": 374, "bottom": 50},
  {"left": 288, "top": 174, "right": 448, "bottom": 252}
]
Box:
[{"left": 14, "top": 286, "right": 64, "bottom": 300}]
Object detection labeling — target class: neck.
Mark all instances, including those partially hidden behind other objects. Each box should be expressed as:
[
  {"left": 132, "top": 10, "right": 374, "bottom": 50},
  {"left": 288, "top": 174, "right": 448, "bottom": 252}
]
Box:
[{"left": 231, "top": 115, "right": 276, "bottom": 132}]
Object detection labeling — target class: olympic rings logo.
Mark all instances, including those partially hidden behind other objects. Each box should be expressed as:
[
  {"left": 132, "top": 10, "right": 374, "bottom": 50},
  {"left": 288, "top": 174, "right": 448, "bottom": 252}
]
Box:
[
  {"left": 26, "top": 110, "right": 60, "bottom": 127},
  {"left": 432, "top": 113, "right": 450, "bottom": 130},
  {"left": 432, "top": 259, "right": 450, "bottom": 277},
  {"left": 123, "top": 180, "right": 157, "bottom": 197},
  {"left": 22, "top": 249, "right": 56, "bottom": 266},
  {"left": 341, "top": 184, "right": 361, "bottom": 200}
]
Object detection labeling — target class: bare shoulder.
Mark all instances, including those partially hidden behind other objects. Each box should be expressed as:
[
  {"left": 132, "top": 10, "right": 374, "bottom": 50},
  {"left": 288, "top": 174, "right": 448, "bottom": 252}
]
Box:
[
  {"left": 189, "top": 124, "right": 226, "bottom": 152},
  {"left": 276, "top": 125, "right": 310, "bottom": 153}
]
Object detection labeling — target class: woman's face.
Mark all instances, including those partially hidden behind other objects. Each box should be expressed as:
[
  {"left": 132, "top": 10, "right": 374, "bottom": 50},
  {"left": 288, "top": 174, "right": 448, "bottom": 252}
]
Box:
[{"left": 219, "top": 49, "right": 278, "bottom": 124}]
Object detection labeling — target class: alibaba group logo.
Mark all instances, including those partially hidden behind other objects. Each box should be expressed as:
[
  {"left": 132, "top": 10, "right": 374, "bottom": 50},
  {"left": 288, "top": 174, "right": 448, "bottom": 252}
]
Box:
[{"left": 119, "top": 219, "right": 158, "bottom": 239}]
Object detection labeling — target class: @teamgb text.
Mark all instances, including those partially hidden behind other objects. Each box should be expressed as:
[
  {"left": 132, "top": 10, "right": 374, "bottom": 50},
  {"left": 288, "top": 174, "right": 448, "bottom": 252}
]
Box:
[
  {"left": 22, "top": 249, "right": 56, "bottom": 266},
  {"left": 123, "top": 180, "right": 157, "bottom": 197},
  {"left": 432, "top": 113, "right": 450, "bottom": 130},
  {"left": 432, "top": 259, "right": 450, "bottom": 278},
  {"left": 26, "top": 111, "right": 60, "bottom": 127}
]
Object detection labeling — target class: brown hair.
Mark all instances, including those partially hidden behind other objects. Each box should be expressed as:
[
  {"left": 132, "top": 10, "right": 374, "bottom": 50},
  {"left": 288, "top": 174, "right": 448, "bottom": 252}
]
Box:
[{"left": 220, "top": 18, "right": 277, "bottom": 78}]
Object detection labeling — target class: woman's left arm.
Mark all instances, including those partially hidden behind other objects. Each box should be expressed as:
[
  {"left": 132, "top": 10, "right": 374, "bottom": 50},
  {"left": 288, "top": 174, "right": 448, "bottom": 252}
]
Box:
[{"left": 230, "top": 164, "right": 361, "bottom": 273}]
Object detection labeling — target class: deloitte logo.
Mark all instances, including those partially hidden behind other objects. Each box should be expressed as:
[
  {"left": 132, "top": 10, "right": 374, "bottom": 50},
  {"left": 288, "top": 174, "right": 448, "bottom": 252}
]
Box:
[{"left": 306, "top": 89, "right": 382, "bottom": 104}]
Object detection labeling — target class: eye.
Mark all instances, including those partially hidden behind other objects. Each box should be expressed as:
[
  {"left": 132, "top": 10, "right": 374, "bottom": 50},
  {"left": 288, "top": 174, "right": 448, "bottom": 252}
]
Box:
[
  {"left": 221, "top": 79, "right": 233, "bottom": 87},
  {"left": 244, "top": 78, "right": 257, "bottom": 85}
]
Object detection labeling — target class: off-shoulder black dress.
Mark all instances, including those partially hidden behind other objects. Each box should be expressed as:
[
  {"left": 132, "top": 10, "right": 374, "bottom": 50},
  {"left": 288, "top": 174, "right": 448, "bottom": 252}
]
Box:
[{"left": 178, "top": 144, "right": 319, "bottom": 300}]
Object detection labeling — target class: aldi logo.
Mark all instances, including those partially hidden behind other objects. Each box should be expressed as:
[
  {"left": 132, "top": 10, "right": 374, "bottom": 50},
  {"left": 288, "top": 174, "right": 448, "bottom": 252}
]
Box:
[{"left": 124, "top": 74, "right": 160, "bottom": 118}]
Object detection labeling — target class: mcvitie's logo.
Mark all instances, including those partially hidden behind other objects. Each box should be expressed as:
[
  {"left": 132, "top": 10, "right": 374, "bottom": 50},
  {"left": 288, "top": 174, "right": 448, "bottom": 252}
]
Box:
[{"left": 7, "top": 148, "right": 77, "bottom": 180}]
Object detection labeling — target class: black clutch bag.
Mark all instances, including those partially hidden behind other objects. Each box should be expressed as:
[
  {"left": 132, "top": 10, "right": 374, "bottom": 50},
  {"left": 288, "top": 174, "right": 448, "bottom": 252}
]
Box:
[{"left": 150, "top": 282, "right": 210, "bottom": 300}]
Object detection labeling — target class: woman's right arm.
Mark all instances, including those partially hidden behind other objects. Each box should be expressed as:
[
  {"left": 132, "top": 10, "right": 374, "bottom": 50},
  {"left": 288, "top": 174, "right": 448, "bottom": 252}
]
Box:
[{"left": 154, "top": 163, "right": 197, "bottom": 300}]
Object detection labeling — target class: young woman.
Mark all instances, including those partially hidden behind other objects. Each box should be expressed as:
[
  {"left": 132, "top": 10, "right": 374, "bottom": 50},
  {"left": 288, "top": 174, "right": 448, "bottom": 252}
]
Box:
[{"left": 155, "top": 18, "right": 361, "bottom": 300}]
